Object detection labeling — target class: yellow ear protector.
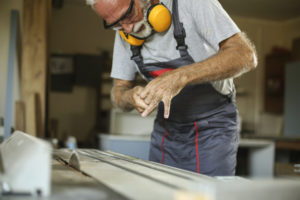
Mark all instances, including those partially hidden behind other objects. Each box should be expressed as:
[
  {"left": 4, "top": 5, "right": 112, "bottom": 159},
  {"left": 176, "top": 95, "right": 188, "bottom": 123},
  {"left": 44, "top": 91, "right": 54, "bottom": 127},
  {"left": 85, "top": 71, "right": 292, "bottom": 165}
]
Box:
[
  {"left": 147, "top": 3, "right": 172, "bottom": 32},
  {"left": 120, "top": 31, "right": 145, "bottom": 46},
  {"left": 119, "top": 2, "right": 172, "bottom": 46}
]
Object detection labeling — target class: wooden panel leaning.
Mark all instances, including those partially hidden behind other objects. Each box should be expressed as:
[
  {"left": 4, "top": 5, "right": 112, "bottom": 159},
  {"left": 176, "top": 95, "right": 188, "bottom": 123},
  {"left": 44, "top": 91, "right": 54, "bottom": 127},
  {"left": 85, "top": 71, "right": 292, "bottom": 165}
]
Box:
[{"left": 21, "top": 0, "right": 51, "bottom": 137}]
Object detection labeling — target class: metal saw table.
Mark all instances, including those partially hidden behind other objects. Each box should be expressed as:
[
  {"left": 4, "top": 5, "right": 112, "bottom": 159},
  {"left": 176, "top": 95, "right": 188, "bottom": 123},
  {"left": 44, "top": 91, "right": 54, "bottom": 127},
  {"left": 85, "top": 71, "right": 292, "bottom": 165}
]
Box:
[{"left": 3, "top": 148, "right": 300, "bottom": 200}]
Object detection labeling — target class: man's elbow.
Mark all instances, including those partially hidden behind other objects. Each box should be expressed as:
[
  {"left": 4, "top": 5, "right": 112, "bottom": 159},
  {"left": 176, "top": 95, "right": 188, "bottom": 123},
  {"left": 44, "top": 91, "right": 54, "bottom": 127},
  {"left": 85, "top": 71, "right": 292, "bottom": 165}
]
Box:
[
  {"left": 244, "top": 45, "right": 258, "bottom": 71},
  {"left": 239, "top": 33, "right": 258, "bottom": 71}
]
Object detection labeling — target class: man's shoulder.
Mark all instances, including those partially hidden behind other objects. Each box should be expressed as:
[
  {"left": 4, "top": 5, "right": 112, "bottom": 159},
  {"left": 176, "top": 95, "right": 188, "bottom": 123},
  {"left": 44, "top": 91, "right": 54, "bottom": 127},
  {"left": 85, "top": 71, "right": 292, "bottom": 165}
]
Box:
[
  {"left": 179, "top": 0, "right": 221, "bottom": 12},
  {"left": 174, "top": 0, "right": 219, "bottom": 18}
]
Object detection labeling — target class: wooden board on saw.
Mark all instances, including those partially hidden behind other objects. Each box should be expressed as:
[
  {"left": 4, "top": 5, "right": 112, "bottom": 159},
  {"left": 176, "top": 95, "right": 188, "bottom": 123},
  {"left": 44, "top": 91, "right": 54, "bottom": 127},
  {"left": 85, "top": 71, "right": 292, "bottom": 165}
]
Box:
[
  {"left": 50, "top": 159, "right": 127, "bottom": 200},
  {"left": 54, "top": 149, "right": 214, "bottom": 200}
]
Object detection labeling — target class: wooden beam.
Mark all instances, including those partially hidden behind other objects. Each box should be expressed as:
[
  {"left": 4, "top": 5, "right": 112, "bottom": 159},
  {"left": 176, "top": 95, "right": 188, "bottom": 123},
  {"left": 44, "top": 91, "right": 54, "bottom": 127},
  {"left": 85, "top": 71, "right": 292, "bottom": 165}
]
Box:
[
  {"left": 15, "top": 100, "right": 26, "bottom": 132},
  {"left": 22, "top": 0, "right": 51, "bottom": 137},
  {"left": 26, "top": 93, "right": 38, "bottom": 136}
]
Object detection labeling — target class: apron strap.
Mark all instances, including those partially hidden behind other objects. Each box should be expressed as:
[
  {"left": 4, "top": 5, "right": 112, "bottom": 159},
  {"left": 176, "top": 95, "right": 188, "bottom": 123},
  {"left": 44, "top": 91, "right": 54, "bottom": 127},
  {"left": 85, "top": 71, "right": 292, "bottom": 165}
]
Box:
[
  {"left": 172, "top": 0, "right": 188, "bottom": 51},
  {"left": 130, "top": 45, "right": 141, "bottom": 59},
  {"left": 130, "top": 45, "right": 153, "bottom": 80},
  {"left": 130, "top": 45, "right": 143, "bottom": 66}
]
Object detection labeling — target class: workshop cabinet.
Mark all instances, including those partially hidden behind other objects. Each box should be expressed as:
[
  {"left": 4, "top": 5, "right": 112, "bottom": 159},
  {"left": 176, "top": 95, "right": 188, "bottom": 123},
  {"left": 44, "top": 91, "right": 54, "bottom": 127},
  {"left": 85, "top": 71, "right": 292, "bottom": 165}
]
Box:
[{"left": 264, "top": 49, "right": 291, "bottom": 114}]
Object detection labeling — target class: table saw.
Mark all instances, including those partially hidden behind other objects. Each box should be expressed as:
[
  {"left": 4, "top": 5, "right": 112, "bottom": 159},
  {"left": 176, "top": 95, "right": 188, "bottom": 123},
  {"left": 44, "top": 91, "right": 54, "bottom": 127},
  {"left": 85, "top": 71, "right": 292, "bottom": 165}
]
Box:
[{"left": 1, "top": 132, "right": 300, "bottom": 200}]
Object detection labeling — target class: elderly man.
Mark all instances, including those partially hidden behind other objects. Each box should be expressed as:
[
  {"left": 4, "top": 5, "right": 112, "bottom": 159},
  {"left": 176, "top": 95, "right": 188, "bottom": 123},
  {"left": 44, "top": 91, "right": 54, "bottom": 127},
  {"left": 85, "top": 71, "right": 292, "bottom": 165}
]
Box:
[{"left": 88, "top": 0, "right": 257, "bottom": 176}]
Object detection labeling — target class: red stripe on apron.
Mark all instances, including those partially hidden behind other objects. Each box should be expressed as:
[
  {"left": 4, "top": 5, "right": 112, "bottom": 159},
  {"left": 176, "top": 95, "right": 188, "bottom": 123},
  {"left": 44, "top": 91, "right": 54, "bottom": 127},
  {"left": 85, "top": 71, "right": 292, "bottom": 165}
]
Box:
[
  {"left": 149, "top": 68, "right": 173, "bottom": 78},
  {"left": 161, "top": 119, "right": 169, "bottom": 164},
  {"left": 194, "top": 121, "right": 200, "bottom": 173}
]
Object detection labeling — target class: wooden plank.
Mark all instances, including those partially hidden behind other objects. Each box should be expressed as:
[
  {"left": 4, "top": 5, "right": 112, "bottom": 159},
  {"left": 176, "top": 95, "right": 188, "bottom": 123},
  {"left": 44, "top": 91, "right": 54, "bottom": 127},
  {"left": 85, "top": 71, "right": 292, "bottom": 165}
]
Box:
[
  {"left": 15, "top": 100, "right": 26, "bottom": 132},
  {"left": 52, "top": 149, "right": 300, "bottom": 200},
  {"left": 78, "top": 158, "right": 176, "bottom": 200},
  {"left": 25, "top": 93, "right": 37, "bottom": 136},
  {"left": 50, "top": 159, "right": 127, "bottom": 200},
  {"left": 22, "top": 0, "right": 51, "bottom": 137},
  {"left": 107, "top": 151, "right": 213, "bottom": 181},
  {"left": 74, "top": 150, "right": 209, "bottom": 200},
  {"left": 54, "top": 149, "right": 176, "bottom": 199}
]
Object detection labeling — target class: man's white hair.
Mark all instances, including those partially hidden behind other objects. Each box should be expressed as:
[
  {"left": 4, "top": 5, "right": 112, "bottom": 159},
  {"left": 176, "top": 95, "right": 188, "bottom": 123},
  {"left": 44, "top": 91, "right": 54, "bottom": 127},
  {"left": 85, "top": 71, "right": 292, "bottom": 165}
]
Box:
[
  {"left": 86, "top": 0, "right": 95, "bottom": 7},
  {"left": 86, "top": 0, "right": 119, "bottom": 8}
]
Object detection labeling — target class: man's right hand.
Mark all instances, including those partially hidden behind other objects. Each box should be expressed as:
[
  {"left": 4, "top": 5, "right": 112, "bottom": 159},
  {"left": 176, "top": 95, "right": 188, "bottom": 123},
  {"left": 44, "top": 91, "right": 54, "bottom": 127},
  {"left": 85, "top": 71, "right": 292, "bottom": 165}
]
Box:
[
  {"left": 129, "top": 86, "right": 148, "bottom": 114},
  {"left": 111, "top": 79, "right": 148, "bottom": 113}
]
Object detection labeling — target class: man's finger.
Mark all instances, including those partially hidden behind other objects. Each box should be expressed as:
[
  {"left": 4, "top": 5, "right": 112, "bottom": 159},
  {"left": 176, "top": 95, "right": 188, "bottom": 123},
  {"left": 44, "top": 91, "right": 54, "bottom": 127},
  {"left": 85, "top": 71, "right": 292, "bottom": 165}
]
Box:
[
  {"left": 140, "top": 80, "right": 156, "bottom": 99},
  {"left": 163, "top": 96, "right": 171, "bottom": 119},
  {"left": 133, "top": 93, "right": 148, "bottom": 108},
  {"left": 144, "top": 90, "right": 157, "bottom": 105},
  {"left": 136, "top": 98, "right": 148, "bottom": 108},
  {"left": 135, "top": 86, "right": 144, "bottom": 96},
  {"left": 141, "top": 103, "right": 157, "bottom": 117},
  {"left": 140, "top": 87, "right": 149, "bottom": 99},
  {"left": 137, "top": 107, "right": 144, "bottom": 114}
]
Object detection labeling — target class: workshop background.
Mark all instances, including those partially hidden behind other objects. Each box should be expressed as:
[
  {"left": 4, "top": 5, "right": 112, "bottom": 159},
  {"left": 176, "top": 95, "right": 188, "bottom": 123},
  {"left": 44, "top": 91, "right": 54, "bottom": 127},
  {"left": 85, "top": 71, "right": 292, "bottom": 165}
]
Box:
[{"left": 0, "top": 0, "right": 300, "bottom": 178}]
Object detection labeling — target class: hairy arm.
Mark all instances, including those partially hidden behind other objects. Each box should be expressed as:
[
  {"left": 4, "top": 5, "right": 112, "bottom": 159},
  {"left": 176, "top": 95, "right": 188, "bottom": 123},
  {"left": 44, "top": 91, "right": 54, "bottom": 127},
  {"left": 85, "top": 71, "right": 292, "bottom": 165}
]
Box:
[
  {"left": 178, "top": 32, "right": 257, "bottom": 84},
  {"left": 140, "top": 32, "right": 257, "bottom": 118},
  {"left": 111, "top": 79, "right": 148, "bottom": 113}
]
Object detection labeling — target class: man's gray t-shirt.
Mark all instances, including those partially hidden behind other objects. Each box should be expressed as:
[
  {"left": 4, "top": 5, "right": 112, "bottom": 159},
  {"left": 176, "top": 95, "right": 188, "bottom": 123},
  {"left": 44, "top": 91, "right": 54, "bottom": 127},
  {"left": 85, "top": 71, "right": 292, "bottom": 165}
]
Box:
[{"left": 111, "top": 0, "right": 240, "bottom": 95}]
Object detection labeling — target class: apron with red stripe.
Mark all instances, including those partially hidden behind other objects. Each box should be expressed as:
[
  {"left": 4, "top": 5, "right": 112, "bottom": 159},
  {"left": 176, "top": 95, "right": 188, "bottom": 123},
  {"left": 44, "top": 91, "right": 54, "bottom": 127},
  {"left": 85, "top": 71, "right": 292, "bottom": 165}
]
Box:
[{"left": 130, "top": 0, "right": 239, "bottom": 176}]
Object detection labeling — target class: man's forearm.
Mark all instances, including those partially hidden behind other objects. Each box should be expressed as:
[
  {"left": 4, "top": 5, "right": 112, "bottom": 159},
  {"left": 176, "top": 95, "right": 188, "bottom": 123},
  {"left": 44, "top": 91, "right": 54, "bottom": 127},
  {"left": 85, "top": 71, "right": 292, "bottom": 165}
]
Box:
[
  {"left": 178, "top": 33, "right": 257, "bottom": 87},
  {"left": 111, "top": 80, "right": 135, "bottom": 111}
]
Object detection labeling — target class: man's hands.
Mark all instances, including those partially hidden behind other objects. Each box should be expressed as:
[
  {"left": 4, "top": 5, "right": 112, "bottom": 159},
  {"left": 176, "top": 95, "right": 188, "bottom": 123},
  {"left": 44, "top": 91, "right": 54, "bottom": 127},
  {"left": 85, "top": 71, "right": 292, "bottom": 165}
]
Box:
[
  {"left": 112, "top": 70, "right": 187, "bottom": 118},
  {"left": 140, "top": 70, "right": 186, "bottom": 118},
  {"left": 128, "top": 86, "right": 148, "bottom": 114}
]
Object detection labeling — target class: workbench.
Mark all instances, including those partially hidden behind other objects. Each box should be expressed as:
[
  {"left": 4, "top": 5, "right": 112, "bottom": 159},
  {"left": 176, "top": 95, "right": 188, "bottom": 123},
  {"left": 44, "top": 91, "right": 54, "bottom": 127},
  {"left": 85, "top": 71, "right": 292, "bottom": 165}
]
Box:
[{"left": 243, "top": 134, "right": 300, "bottom": 151}]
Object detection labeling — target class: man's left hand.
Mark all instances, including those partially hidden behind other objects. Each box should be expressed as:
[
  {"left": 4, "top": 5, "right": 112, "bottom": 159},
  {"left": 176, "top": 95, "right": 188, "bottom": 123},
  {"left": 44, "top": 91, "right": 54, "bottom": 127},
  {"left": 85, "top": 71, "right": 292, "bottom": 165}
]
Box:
[{"left": 140, "top": 70, "right": 186, "bottom": 118}]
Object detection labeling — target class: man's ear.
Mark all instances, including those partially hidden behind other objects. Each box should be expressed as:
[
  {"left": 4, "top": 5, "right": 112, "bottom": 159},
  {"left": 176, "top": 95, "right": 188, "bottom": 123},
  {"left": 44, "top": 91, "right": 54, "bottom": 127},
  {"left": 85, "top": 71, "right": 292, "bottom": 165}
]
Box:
[{"left": 151, "top": 0, "right": 160, "bottom": 5}]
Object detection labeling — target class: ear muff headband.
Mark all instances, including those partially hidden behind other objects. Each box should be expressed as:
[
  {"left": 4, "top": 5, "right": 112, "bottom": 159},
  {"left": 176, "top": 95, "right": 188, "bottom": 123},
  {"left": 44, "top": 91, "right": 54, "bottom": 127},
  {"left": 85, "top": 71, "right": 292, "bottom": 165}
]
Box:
[
  {"left": 147, "top": 3, "right": 172, "bottom": 33},
  {"left": 119, "top": 31, "right": 144, "bottom": 46}
]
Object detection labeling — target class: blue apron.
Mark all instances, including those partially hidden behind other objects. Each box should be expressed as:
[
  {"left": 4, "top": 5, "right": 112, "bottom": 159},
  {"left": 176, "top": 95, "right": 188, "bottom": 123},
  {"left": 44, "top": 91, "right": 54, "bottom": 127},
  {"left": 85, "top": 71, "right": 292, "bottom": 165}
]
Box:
[{"left": 130, "top": 0, "right": 239, "bottom": 176}]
